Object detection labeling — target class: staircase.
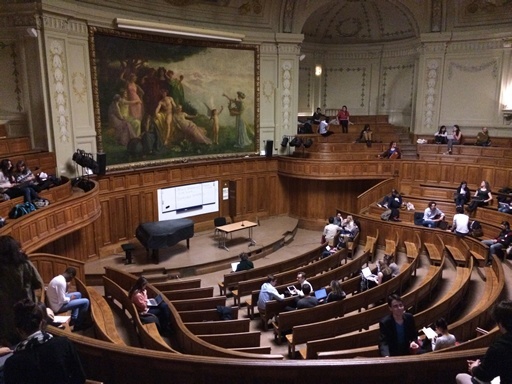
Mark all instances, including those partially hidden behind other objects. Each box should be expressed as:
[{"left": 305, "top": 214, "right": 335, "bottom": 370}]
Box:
[{"left": 397, "top": 127, "right": 417, "bottom": 159}]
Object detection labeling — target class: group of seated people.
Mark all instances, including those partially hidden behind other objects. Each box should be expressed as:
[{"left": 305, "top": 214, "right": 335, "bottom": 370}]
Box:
[
  {"left": 322, "top": 213, "right": 360, "bottom": 253},
  {"left": 360, "top": 254, "right": 399, "bottom": 291},
  {"left": 256, "top": 271, "right": 347, "bottom": 315},
  {"left": 0, "top": 158, "right": 59, "bottom": 205},
  {"left": 434, "top": 125, "right": 491, "bottom": 154}
]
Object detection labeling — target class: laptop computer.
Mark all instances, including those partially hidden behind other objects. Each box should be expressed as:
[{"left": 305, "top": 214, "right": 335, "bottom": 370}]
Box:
[
  {"left": 287, "top": 285, "right": 298, "bottom": 295},
  {"left": 231, "top": 262, "right": 240, "bottom": 272},
  {"left": 314, "top": 288, "right": 327, "bottom": 301},
  {"left": 446, "top": 134, "right": 454, "bottom": 140},
  {"left": 362, "top": 267, "right": 377, "bottom": 281},
  {"left": 147, "top": 293, "right": 163, "bottom": 307}
]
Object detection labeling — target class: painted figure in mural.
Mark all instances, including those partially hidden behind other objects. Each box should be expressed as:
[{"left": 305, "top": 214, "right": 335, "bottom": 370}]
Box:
[
  {"left": 223, "top": 91, "right": 252, "bottom": 148},
  {"left": 155, "top": 88, "right": 177, "bottom": 145},
  {"left": 108, "top": 93, "right": 140, "bottom": 146},
  {"left": 204, "top": 103, "right": 224, "bottom": 145},
  {"left": 173, "top": 105, "right": 212, "bottom": 145},
  {"left": 121, "top": 72, "right": 145, "bottom": 121}
]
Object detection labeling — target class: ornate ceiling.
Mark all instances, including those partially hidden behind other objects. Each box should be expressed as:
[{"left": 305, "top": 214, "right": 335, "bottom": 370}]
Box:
[{"left": 301, "top": 0, "right": 417, "bottom": 45}]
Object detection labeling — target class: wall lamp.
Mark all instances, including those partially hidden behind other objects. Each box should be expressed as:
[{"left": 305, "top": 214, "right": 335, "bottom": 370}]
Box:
[
  {"left": 115, "top": 18, "right": 245, "bottom": 43},
  {"left": 315, "top": 65, "right": 322, "bottom": 76}
]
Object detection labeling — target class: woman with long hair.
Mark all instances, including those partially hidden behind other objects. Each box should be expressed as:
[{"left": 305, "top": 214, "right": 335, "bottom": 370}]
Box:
[
  {"left": 326, "top": 280, "right": 346, "bottom": 302},
  {"left": 467, "top": 180, "right": 492, "bottom": 213}
]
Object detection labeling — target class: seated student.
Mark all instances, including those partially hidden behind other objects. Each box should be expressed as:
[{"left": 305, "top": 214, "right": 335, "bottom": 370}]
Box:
[
  {"left": 445, "top": 125, "right": 462, "bottom": 154},
  {"left": 476, "top": 127, "right": 491, "bottom": 146},
  {"left": 454, "top": 181, "right": 471, "bottom": 208},
  {"left": 451, "top": 206, "right": 470, "bottom": 237},
  {"left": 311, "top": 107, "right": 323, "bottom": 124},
  {"left": 455, "top": 300, "right": 512, "bottom": 384},
  {"left": 235, "top": 252, "right": 254, "bottom": 272},
  {"left": 46, "top": 267, "right": 90, "bottom": 332},
  {"left": 338, "top": 215, "right": 359, "bottom": 247},
  {"left": 355, "top": 124, "right": 373, "bottom": 147},
  {"left": 4, "top": 298, "right": 86, "bottom": 384},
  {"left": 257, "top": 275, "right": 284, "bottom": 313},
  {"left": 377, "top": 189, "right": 401, "bottom": 209},
  {"left": 499, "top": 201, "right": 512, "bottom": 214},
  {"left": 333, "top": 211, "right": 343, "bottom": 226},
  {"left": 422, "top": 201, "right": 445, "bottom": 228},
  {"left": 431, "top": 318, "right": 456, "bottom": 351},
  {"left": 296, "top": 285, "right": 318, "bottom": 309},
  {"left": 128, "top": 276, "right": 171, "bottom": 335},
  {"left": 481, "top": 221, "right": 512, "bottom": 265},
  {"left": 383, "top": 254, "right": 400, "bottom": 277},
  {"left": 14, "top": 160, "right": 60, "bottom": 192},
  {"left": 467, "top": 180, "right": 492, "bottom": 213},
  {"left": 326, "top": 280, "right": 346, "bottom": 303},
  {"left": 378, "top": 141, "right": 401, "bottom": 159},
  {"left": 322, "top": 216, "right": 342, "bottom": 246},
  {"left": 296, "top": 271, "right": 313, "bottom": 297},
  {"left": 434, "top": 125, "right": 448, "bottom": 144},
  {"left": 318, "top": 115, "right": 333, "bottom": 137},
  {"left": 0, "top": 159, "right": 39, "bottom": 203},
  {"left": 379, "top": 294, "right": 419, "bottom": 357}
]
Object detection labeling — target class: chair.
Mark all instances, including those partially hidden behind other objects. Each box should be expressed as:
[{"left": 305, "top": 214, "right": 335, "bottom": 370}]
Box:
[{"left": 213, "top": 216, "right": 227, "bottom": 239}]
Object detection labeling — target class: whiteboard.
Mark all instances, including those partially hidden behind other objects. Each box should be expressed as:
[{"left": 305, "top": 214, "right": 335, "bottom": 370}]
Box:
[{"left": 157, "top": 181, "right": 219, "bottom": 220}]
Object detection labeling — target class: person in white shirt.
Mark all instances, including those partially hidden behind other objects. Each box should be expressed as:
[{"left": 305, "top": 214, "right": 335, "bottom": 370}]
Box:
[
  {"left": 422, "top": 201, "right": 445, "bottom": 228},
  {"left": 46, "top": 267, "right": 90, "bottom": 331},
  {"left": 296, "top": 271, "right": 313, "bottom": 297},
  {"left": 318, "top": 115, "right": 332, "bottom": 136},
  {"left": 257, "top": 275, "right": 284, "bottom": 313},
  {"left": 451, "top": 206, "right": 470, "bottom": 237},
  {"left": 323, "top": 216, "right": 343, "bottom": 246}
]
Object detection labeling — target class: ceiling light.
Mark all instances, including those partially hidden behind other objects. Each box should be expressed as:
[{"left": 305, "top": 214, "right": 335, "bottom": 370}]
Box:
[{"left": 115, "top": 18, "right": 244, "bottom": 43}]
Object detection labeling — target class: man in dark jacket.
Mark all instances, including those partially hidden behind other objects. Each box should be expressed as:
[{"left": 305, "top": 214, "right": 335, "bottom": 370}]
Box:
[
  {"left": 456, "top": 300, "right": 512, "bottom": 384},
  {"left": 379, "top": 294, "right": 419, "bottom": 356}
]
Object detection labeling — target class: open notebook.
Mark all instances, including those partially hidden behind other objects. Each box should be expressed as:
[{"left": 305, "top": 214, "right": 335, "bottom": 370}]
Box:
[
  {"left": 231, "top": 262, "right": 240, "bottom": 272},
  {"left": 147, "top": 294, "right": 163, "bottom": 307}
]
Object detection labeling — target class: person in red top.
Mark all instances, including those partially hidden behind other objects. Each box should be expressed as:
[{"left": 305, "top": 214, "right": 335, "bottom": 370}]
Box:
[{"left": 337, "top": 105, "right": 350, "bottom": 133}]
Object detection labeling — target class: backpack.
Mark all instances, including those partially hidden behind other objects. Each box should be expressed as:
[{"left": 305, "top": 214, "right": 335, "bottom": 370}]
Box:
[
  {"left": 9, "top": 201, "right": 37, "bottom": 219},
  {"left": 469, "top": 220, "right": 483, "bottom": 238}
]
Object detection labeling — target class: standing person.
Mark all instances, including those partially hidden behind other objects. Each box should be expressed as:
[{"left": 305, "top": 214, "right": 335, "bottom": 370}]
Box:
[
  {"left": 235, "top": 252, "right": 254, "bottom": 272},
  {"left": 454, "top": 181, "right": 471, "bottom": 208},
  {"left": 481, "top": 221, "right": 512, "bottom": 265},
  {"left": 223, "top": 91, "right": 252, "bottom": 148},
  {"left": 379, "top": 294, "right": 419, "bottom": 357},
  {"left": 379, "top": 141, "right": 401, "bottom": 159},
  {"left": 46, "top": 267, "right": 90, "bottom": 332},
  {"left": 467, "top": 180, "right": 493, "bottom": 213},
  {"left": 476, "top": 127, "right": 491, "bottom": 146},
  {"left": 336, "top": 105, "right": 350, "bottom": 133},
  {"left": 0, "top": 236, "right": 43, "bottom": 345},
  {"left": 451, "top": 206, "right": 470, "bottom": 237},
  {"left": 446, "top": 124, "right": 462, "bottom": 154},
  {"left": 455, "top": 300, "right": 512, "bottom": 384},
  {"left": 257, "top": 275, "right": 284, "bottom": 313},
  {"left": 422, "top": 201, "right": 445, "bottom": 228},
  {"left": 431, "top": 318, "right": 456, "bottom": 351},
  {"left": 337, "top": 105, "right": 350, "bottom": 133},
  {"left": 4, "top": 299, "right": 86, "bottom": 384},
  {"left": 326, "top": 280, "right": 346, "bottom": 303},
  {"left": 128, "top": 276, "right": 171, "bottom": 335},
  {"left": 434, "top": 125, "right": 448, "bottom": 144}
]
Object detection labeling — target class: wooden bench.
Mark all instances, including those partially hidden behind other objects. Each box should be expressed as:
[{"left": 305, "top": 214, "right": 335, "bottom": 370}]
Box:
[
  {"left": 218, "top": 243, "right": 326, "bottom": 296},
  {"left": 177, "top": 307, "right": 239, "bottom": 323},
  {"left": 75, "top": 276, "right": 123, "bottom": 345},
  {"left": 231, "top": 248, "right": 346, "bottom": 305},
  {"left": 162, "top": 286, "right": 214, "bottom": 300},
  {"left": 102, "top": 276, "right": 178, "bottom": 353},
  {"left": 384, "top": 231, "right": 399, "bottom": 257},
  {"left": 198, "top": 331, "right": 261, "bottom": 349},
  {"left": 346, "top": 230, "right": 360, "bottom": 259},
  {"left": 363, "top": 229, "right": 379, "bottom": 262},
  {"left": 170, "top": 296, "right": 227, "bottom": 311},
  {"left": 184, "top": 319, "right": 250, "bottom": 335},
  {"left": 424, "top": 233, "right": 444, "bottom": 265}
]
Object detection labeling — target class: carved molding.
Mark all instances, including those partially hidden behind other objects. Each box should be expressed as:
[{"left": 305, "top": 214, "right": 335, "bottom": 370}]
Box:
[
  {"left": 447, "top": 59, "right": 498, "bottom": 80},
  {"left": 281, "top": 60, "right": 292, "bottom": 132},
  {"left": 48, "top": 39, "right": 71, "bottom": 143},
  {"left": 42, "top": 15, "right": 88, "bottom": 36},
  {"left": 423, "top": 59, "right": 439, "bottom": 131},
  {"left": 0, "top": 41, "right": 22, "bottom": 112}
]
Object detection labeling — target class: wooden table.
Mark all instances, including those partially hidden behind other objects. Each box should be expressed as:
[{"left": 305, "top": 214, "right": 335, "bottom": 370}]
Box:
[{"left": 216, "top": 221, "right": 257, "bottom": 251}]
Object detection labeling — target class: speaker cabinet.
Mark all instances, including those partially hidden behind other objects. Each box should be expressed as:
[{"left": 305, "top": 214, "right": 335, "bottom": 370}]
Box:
[
  {"left": 265, "top": 140, "right": 273, "bottom": 157},
  {"left": 97, "top": 152, "right": 107, "bottom": 175}
]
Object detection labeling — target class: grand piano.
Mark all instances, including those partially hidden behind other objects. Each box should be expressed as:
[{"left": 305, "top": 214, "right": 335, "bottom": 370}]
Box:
[{"left": 135, "top": 218, "right": 194, "bottom": 264}]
